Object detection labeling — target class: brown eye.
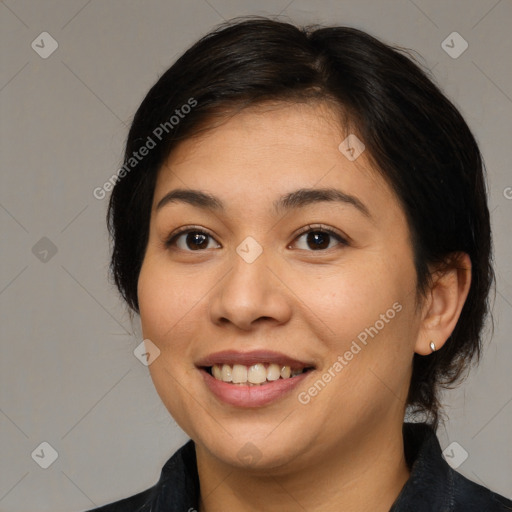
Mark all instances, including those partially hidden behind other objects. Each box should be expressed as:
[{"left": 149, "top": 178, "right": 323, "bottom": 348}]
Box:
[
  {"left": 292, "top": 226, "right": 347, "bottom": 251},
  {"left": 165, "top": 229, "right": 220, "bottom": 251}
]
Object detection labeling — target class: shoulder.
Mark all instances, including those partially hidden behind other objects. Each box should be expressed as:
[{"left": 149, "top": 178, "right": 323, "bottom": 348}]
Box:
[
  {"left": 450, "top": 469, "right": 512, "bottom": 511},
  {"left": 81, "top": 440, "right": 199, "bottom": 512},
  {"left": 84, "top": 487, "right": 155, "bottom": 512},
  {"left": 393, "top": 423, "right": 512, "bottom": 511}
]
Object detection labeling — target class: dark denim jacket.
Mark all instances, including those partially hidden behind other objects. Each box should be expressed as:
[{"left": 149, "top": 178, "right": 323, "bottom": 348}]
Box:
[{"left": 87, "top": 423, "right": 512, "bottom": 511}]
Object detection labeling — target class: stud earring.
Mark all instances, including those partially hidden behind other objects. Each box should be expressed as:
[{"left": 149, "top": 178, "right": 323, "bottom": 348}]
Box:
[{"left": 429, "top": 341, "right": 436, "bottom": 353}]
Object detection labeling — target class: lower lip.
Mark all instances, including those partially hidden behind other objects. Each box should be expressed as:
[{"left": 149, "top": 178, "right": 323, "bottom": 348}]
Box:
[{"left": 200, "top": 369, "right": 312, "bottom": 407}]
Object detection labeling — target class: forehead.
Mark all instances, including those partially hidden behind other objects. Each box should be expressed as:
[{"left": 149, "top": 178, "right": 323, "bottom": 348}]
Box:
[
  {"left": 164, "top": 101, "right": 349, "bottom": 168},
  {"left": 153, "top": 102, "right": 396, "bottom": 218}
]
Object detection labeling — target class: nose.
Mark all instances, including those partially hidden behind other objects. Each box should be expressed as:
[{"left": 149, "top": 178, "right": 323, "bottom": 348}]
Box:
[{"left": 209, "top": 249, "right": 292, "bottom": 331}]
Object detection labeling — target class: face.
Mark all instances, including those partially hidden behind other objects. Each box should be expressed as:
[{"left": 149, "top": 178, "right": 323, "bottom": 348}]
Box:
[{"left": 137, "top": 102, "right": 423, "bottom": 472}]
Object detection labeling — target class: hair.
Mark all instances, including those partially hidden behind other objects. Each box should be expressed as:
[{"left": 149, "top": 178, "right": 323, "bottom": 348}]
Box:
[{"left": 106, "top": 16, "right": 494, "bottom": 429}]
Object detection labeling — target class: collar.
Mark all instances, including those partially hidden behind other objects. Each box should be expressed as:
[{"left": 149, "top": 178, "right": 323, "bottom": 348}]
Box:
[
  {"left": 129, "top": 422, "right": 509, "bottom": 511},
  {"left": 389, "top": 422, "right": 453, "bottom": 511}
]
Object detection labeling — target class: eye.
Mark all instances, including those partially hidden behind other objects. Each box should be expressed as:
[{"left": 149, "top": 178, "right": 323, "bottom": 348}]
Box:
[
  {"left": 291, "top": 224, "right": 348, "bottom": 251},
  {"left": 164, "top": 224, "right": 348, "bottom": 252},
  {"left": 165, "top": 226, "right": 220, "bottom": 251}
]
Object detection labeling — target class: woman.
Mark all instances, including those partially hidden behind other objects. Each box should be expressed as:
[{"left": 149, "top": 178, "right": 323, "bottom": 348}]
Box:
[{"left": 89, "top": 17, "right": 512, "bottom": 512}]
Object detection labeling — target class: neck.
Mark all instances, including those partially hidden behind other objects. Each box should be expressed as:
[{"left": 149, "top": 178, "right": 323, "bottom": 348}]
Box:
[{"left": 196, "top": 421, "right": 410, "bottom": 512}]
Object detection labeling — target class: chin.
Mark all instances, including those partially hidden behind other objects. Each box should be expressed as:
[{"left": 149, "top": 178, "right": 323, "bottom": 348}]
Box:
[{"left": 188, "top": 418, "right": 313, "bottom": 472}]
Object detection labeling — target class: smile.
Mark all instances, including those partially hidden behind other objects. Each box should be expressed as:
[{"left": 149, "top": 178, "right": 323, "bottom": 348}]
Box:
[{"left": 196, "top": 350, "right": 316, "bottom": 407}]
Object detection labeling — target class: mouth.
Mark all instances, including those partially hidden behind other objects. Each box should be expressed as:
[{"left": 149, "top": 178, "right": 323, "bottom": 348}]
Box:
[{"left": 196, "top": 350, "right": 316, "bottom": 407}]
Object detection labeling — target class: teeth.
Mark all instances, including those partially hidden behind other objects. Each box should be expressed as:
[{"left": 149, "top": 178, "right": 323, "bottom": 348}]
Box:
[
  {"left": 212, "top": 365, "right": 222, "bottom": 380},
  {"left": 210, "top": 363, "right": 307, "bottom": 385},
  {"left": 232, "top": 364, "right": 248, "bottom": 383},
  {"left": 248, "top": 363, "right": 267, "bottom": 384},
  {"left": 221, "top": 364, "right": 232, "bottom": 382},
  {"left": 266, "top": 363, "right": 281, "bottom": 381}
]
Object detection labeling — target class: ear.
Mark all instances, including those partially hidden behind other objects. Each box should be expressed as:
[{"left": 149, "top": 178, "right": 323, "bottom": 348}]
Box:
[{"left": 415, "top": 253, "right": 472, "bottom": 355}]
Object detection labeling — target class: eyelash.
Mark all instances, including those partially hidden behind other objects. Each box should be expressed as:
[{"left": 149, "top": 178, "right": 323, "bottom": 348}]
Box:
[{"left": 164, "top": 224, "right": 348, "bottom": 252}]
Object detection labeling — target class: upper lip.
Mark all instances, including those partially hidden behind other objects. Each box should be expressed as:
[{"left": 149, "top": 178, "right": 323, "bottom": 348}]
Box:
[{"left": 196, "top": 350, "right": 315, "bottom": 369}]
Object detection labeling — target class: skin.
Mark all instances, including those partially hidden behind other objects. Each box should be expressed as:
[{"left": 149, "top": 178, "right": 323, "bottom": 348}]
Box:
[{"left": 137, "top": 101, "right": 471, "bottom": 512}]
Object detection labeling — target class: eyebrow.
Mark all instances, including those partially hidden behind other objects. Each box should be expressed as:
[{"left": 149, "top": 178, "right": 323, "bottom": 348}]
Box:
[{"left": 155, "top": 187, "right": 371, "bottom": 218}]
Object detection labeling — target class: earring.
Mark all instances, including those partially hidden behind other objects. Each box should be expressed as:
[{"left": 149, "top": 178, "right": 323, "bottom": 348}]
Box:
[{"left": 429, "top": 341, "right": 436, "bottom": 353}]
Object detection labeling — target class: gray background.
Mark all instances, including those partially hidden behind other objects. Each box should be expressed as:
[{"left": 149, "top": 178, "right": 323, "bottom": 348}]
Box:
[{"left": 1, "top": 0, "right": 511, "bottom": 510}]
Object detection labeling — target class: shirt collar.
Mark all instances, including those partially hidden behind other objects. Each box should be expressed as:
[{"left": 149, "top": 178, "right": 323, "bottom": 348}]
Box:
[
  {"left": 150, "top": 422, "right": 452, "bottom": 511},
  {"left": 389, "top": 422, "right": 453, "bottom": 511}
]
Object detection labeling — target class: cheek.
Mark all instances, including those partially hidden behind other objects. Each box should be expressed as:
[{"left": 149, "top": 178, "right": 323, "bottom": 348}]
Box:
[
  {"left": 308, "top": 254, "right": 419, "bottom": 400},
  {"left": 138, "top": 257, "right": 196, "bottom": 340},
  {"left": 137, "top": 255, "right": 216, "bottom": 383},
  {"left": 137, "top": 260, "right": 202, "bottom": 429},
  {"left": 312, "top": 264, "right": 400, "bottom": 342}
]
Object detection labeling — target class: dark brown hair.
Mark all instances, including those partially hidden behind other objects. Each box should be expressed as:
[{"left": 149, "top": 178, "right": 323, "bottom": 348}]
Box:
[{"left": 106, "top": 16, "right": 494, "bottom": 429}]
